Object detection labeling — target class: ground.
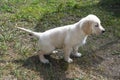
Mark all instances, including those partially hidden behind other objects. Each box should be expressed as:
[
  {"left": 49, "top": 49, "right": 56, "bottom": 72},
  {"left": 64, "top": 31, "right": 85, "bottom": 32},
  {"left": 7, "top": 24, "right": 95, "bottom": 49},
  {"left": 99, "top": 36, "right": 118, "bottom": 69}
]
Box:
[{"left": 0, "top": 0, "right": 120, "bottom": 80}]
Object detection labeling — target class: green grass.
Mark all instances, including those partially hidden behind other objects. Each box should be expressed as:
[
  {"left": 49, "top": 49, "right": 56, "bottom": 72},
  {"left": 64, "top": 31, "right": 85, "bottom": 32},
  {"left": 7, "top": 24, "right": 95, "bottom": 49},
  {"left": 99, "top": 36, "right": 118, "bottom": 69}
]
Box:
[{"left": 0, "top": 0, "right": 120, "bottom": 80}]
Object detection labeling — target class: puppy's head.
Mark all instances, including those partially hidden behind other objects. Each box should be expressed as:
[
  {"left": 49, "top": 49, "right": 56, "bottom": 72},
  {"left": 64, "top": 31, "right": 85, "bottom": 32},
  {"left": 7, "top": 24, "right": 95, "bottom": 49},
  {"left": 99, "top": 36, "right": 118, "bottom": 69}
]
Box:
[{"left": 81, "top": 14, "right": 105, "bottom": 35}]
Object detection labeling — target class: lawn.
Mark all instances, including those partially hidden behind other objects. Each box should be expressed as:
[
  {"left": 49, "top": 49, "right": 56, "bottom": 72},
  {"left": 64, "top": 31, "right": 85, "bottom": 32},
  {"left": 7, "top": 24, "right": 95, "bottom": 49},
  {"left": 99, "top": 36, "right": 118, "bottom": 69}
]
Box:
[{"left": 0, "top": 0, "right": 120, "bottom": 80}]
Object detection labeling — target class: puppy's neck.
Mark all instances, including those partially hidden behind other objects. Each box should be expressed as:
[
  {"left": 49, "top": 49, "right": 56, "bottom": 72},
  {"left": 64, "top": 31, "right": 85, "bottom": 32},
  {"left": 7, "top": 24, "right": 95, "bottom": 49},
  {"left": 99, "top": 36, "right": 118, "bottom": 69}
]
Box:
[{"left": 73, "top": 22, "right": 88, "bottom": 41}]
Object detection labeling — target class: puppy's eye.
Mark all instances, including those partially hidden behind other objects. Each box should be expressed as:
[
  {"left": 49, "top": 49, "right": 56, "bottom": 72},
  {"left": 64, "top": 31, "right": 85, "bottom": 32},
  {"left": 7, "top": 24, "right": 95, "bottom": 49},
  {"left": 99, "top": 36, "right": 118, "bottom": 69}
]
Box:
[{"left": 95, "top": 24, "right": 98, "bottom": 27}]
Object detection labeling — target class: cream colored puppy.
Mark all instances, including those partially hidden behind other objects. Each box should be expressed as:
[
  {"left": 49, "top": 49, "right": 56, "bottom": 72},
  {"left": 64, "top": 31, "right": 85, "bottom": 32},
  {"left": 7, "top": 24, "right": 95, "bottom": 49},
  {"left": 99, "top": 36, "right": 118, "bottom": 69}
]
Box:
[{"left": 17, "top": 14, "right": 105, "bottom": 63}]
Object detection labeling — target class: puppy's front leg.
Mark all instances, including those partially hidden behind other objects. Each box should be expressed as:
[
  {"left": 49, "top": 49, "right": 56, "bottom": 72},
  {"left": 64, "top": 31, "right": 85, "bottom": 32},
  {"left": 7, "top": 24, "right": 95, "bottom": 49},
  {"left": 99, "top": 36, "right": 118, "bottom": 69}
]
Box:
[
  {"left": 64, "top": 47, "right": 73, "bottom": 63},
  {"left": 72, "top": 46, "right": 82, "bottom": 57}
]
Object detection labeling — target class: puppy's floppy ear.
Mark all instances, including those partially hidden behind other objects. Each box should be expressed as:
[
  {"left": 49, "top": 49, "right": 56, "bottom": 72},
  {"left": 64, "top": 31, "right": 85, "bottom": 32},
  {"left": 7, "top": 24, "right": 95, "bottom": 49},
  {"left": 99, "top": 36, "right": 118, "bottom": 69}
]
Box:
[{"left": 81, "top": 20, "right": 92, "bottom": 35}]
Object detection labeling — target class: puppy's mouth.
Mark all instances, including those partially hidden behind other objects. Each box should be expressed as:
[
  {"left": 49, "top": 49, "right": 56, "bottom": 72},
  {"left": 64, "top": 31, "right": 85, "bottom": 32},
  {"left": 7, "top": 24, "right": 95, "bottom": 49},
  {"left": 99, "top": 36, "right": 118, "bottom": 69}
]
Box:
[
  {"left": 94, "top": 30, "right": 105, "bottom": 35},
  {"left": 99, "top": 30, "right": 105, "bottom": 35}
]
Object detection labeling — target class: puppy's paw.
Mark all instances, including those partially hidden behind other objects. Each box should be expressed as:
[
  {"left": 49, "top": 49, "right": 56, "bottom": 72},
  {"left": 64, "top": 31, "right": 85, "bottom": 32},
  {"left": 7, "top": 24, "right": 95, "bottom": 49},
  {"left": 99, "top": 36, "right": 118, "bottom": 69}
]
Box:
[
  {"left": 52, "top": 50, "right": 58, "bottom": 54},
  {"left": 73, "top": 53, "right": 82, "bottom": 57},
  {"left": 65, "top": 58, "right": 73, "bottom": 63},
  {"left": 41, "top": 59, "right": 49, "bottom": 64}
]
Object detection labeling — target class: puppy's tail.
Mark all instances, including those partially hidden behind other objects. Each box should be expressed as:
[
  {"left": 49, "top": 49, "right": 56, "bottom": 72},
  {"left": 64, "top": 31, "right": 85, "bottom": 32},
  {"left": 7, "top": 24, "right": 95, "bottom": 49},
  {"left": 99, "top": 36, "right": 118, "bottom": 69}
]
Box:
[{"left": 17, "top": 27, "right": 41, "bottom": 38}]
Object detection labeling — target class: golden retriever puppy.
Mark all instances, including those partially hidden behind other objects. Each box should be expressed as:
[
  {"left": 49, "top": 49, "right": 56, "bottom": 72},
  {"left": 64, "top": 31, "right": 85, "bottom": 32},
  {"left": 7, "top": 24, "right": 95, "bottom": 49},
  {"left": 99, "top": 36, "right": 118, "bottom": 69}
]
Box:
[{"left": 17, "top": 14, "right": 105, "bottom": 63}]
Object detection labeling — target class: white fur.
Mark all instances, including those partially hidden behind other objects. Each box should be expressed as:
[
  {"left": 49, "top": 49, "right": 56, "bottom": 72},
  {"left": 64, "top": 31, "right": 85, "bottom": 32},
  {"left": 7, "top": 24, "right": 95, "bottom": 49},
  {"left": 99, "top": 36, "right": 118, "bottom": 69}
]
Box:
[{"left": 17, "top": 14, "right": 105, "bottom": 63}]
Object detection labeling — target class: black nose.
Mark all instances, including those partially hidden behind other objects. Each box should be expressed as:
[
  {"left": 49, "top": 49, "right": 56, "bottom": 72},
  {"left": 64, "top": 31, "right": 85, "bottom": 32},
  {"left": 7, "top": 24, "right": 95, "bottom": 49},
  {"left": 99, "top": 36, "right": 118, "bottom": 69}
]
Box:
[{"left": 102, "top": 30, "right": 105, "bottom": 33}]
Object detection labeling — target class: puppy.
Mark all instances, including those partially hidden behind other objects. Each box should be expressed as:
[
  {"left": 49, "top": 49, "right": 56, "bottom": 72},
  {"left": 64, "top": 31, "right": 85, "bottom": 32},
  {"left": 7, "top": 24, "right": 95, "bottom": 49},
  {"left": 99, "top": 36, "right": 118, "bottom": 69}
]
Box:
[{"left": 17, "top": 14, "right": 105, "bottom": 63}]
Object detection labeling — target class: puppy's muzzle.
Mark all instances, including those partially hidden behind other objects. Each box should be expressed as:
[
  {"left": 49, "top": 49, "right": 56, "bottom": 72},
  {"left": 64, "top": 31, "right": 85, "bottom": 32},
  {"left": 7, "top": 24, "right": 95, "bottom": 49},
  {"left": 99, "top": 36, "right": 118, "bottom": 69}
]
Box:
[{"left": 102, "top": 30, "right": 105, "bottom": 33}]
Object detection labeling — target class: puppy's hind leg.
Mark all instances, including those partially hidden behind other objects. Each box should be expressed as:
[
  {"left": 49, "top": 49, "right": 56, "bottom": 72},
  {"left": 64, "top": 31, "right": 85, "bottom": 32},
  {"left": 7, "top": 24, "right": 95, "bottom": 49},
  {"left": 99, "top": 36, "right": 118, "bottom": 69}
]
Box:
[
  {"left": 38, "top": 51, "right": 49, "bottom": 64},
  {"left": 64, "top": 46, "right": 73, "bottom": 63}
]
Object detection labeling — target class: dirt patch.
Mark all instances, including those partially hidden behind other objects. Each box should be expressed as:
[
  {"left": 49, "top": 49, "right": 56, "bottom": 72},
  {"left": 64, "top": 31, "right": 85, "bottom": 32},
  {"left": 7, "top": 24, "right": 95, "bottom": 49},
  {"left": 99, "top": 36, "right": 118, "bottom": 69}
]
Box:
[{"left": 93, "top": 39, "right": 120, "bottom": 80}]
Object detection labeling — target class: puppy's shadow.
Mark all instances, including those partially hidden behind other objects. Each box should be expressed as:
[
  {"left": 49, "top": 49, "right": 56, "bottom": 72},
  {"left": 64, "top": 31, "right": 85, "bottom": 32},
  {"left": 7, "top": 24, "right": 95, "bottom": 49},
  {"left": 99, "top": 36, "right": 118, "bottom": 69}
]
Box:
[{"left": 14, "top": 55, "right": 69, "bottom": 80}]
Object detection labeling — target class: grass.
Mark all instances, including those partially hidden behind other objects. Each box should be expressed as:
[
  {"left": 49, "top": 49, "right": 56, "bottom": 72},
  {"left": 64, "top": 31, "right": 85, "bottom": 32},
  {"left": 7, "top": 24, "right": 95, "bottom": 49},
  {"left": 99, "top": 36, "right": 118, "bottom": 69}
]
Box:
[{"left": 0, "top": 0, "right": 120, "bottom": 80}]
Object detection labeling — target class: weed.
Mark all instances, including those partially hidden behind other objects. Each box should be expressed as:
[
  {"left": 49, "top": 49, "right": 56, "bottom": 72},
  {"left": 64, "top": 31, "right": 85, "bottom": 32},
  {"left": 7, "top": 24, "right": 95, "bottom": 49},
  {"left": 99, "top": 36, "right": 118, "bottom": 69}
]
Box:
[{"left": 112, "top": 50, "right": 120, "bottom": 55}]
